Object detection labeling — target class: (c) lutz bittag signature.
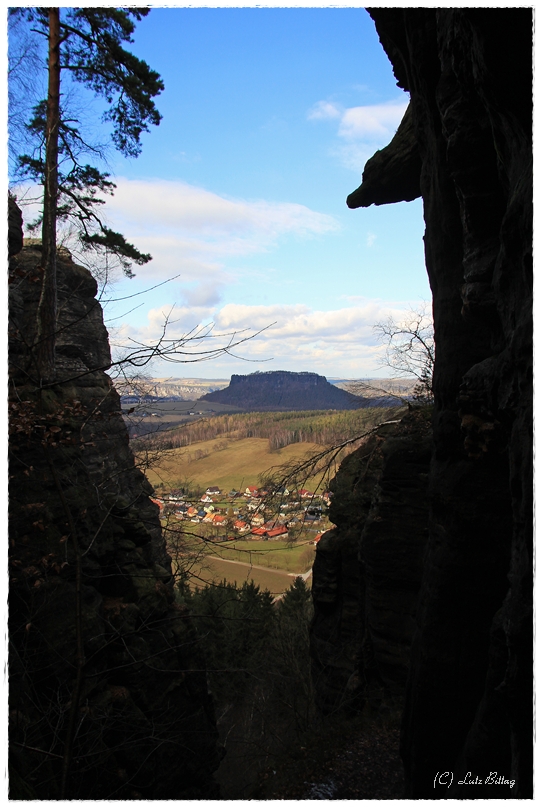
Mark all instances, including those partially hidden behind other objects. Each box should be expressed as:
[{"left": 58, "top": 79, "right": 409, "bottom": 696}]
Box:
[{"left": 434, "top": 771, "right": 516, "bottom": 789}]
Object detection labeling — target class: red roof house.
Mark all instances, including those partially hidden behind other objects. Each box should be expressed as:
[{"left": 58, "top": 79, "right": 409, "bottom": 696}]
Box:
[{"left": 266, "top": 527, "right": 289, "bottom": 540}]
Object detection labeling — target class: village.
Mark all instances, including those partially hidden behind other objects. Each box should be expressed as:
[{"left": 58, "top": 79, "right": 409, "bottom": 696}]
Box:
[{"left": 151, "top": 484, "right": 331, "bottom": 544}]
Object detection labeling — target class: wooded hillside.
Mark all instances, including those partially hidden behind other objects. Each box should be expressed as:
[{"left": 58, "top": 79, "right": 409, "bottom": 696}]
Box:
[{"left": 134, "top": 407, "right": 400, "bottom": 452}]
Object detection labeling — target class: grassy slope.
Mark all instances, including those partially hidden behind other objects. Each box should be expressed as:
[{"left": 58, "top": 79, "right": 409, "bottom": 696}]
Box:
[
  {"left": 190, "top": 557, "right": 306, "bottom": 596},
  {"left": 172, "top": 537, "right": 316, "bottom": 594},
  {"left": 144, "top": 436, "right": 325, "bottom": 493},
  {"left": 206, "top": 538, "right": 316, "bottom": 571}
]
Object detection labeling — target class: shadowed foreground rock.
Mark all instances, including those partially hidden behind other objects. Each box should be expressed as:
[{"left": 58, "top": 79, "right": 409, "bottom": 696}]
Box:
[
  {"left": 310, "top": 411, "right": 431, "bottom": 715},
  {"left": 343, "top": 8, "right": 532, "bottom": 799},
  {"left": 9, "top": 232, "right": 220, "bottom": 798}
]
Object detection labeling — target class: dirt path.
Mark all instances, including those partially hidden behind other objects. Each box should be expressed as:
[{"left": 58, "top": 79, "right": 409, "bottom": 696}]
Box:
[{"left": 207, "top": 554, "right": 312, "bottom": 580}]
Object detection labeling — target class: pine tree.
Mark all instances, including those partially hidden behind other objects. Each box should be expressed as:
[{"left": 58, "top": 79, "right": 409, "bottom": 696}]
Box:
[{"left": 10, "top": 8, "right": 164, "bottom": 381}]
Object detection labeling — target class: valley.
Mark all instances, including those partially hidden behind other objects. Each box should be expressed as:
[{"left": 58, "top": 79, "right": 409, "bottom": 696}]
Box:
[{"left": 135, "top": 407, "right": 398, "bottom": 593}]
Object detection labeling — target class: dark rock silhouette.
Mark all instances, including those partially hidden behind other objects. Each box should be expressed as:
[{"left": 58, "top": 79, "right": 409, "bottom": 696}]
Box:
[
  {"left": 310, "top": 411, "right": 431, "bottom": 715},
  {"left": 200, "top": 370, "right": 369, "bottom": 411},
  {"left": 344, "top": 8, "right": 532, "bottom": 799},
  {"left": 8, "top": 220, "right": 220, "bottom": 798}
]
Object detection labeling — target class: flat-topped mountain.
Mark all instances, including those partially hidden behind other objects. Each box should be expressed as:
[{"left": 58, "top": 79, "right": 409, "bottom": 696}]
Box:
[{"left": 199, "top": 370, "right": 369, "bottom": 411}]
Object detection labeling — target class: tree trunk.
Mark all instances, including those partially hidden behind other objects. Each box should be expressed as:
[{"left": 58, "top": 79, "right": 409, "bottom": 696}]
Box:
[{"left": 36, "top": 7, "right": 60, "bottom": 383}]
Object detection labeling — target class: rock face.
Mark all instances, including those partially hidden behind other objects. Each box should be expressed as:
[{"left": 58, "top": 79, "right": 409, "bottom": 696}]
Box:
[
  {"left": 310, "top": 411, "right": 431, "bottom": 714},
  {"left": 200, "top": 370, "right": 369, "bottom": 411},
  {"left": 9, "top": 233, "right": 220, "bottom": 798},
  {"left": 346, "top": 9, "right": 532, "bottom": 799}
]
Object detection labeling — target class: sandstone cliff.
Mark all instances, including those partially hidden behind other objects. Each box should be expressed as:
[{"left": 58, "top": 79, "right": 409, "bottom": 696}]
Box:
[
  {"left": 8, "top": 212, "right": 220, "bottom": 798},
  {"left": 342, "top": 8, "right": 532, "bottom": 798},
  {"left": 310, "top": 411, "right": 431, "bottom": 715}
]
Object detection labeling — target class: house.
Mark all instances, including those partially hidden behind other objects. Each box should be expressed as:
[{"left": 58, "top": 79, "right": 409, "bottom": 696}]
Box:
[
  {"left": 213, "top": 515, "right": 226, "bottom": 525},
  {"left": 251, "top": 527, "right": 267, "bottom": 540},
  {"left": 245, "top": 486, "right": 259, "bottom": 497},
  {"left": 200, "top": 495, "right": 214, "bottom": 503},
  {"left": 150, "top": 498, "right": 164, "bottom": 510},
  {"left": 266, "top": 526, "right": 288, "bottom": 540},
  {"left": 299, "top": 489, "right": 314, "bottom": 499},
  {"left": 251, "top": 514, "right": 265, "bottom": 527},
  {"left": 206, "top": 486, "right": 221, "bottom": 496},
  {"left": 202, "top": 512, "right": 215, "bottom": 523}
]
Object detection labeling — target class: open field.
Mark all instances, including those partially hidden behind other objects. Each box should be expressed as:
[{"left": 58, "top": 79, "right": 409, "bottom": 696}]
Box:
[
  {"left": 204, "top": 538, "right": 316, "bottom": 572},
  {"left": 168, "top": 534, "right": 318, "bottom": 593},
  {"left": 143, "top": 436, "right": 327, "bottom": 493},
  {"left": 189, "top": 556, "right": 307, "bottom": 596}
]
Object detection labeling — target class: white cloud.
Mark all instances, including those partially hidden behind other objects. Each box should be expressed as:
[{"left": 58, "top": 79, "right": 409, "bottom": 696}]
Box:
[
  {"left": 14, "top": 178, "right": 340, "bottom": 288},
  {"left": 366, "top": 232, "right": 377, "bottom": 248},
  {"left": 181, "top": 283, "right": 224, "bottom": 308},
  {"left": 106, "top": 178, "right": 338, "bottom": 242},
  {"left": 308, "top": 96, "right": 409, "bottom": 173},
  {"left": 94, "top": 177, "right": 341, "bottom": 295},
  {"left": 110, "top": 298, "right": 420, "bottom": 378},
  {"left": 307, "top": 100, "right": 342, "bottom": 121},
  {"left": 338, "top": 100, "right": 407, "bottom": 141}
]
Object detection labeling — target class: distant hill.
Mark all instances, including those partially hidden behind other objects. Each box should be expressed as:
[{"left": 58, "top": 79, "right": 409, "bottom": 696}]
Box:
[
  {"left": 118, "top": 377, "right": 229, "bottom": 402},
  {"left": 198, "top": 370, "right": 371, "bottom": 411}
]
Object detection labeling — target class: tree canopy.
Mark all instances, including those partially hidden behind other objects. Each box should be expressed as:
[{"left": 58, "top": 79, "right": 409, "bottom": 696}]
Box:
[
  {"left": 11, "top": 7, "right": 163, "bottom": 274},
  {"left": 9, "top": 7, "right": 163, "bottom": 380}
]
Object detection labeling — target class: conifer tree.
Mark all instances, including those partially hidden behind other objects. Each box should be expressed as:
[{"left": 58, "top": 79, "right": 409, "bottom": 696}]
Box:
[{"left": 11, "top": 7, "right": 164, "bottom": 381}]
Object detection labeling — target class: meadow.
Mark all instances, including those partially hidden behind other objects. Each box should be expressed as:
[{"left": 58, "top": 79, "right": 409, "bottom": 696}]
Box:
[
  {"left": 168, "top": 534, "right": 316, "bottom": 595},
  {"left": 189, "top": 556, "right": 310, "bottom": 596},
  {"left": 205, "top": 538, "right": 316, "bottom": 571},
  {"left": 143, "top": 436, "right": 327, "bottom": 494}
]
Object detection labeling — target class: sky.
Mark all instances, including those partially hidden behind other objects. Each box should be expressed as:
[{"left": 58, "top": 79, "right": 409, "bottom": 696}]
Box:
[{"left": 10, "top": 5, "right": 433, "bottom": 380}]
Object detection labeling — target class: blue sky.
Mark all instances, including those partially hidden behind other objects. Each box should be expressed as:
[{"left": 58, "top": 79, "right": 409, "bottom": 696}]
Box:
[{"left": 11, "top": 6, "right": 432, "bottom": 380}]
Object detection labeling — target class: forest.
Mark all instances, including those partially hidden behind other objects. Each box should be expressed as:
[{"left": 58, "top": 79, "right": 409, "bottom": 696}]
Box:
[{"left": 133, "top": 406, "right": 400, "bottom": 453}]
